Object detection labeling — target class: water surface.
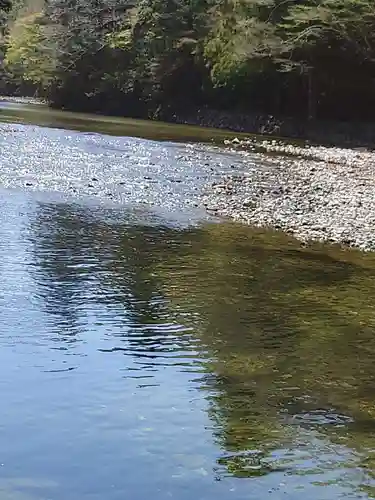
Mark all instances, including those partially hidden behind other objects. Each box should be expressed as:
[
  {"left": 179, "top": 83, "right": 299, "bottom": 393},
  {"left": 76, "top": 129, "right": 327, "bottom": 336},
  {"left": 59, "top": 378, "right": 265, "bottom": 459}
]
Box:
[
  {"left": 0, "top": 99, "right": 245, "bottom": 142},
  {"left": 0, "top": 101, "right": 375, "bottom": 500},
  {"left": 0, "top": 104, "right": 259, "bottom": 218}
]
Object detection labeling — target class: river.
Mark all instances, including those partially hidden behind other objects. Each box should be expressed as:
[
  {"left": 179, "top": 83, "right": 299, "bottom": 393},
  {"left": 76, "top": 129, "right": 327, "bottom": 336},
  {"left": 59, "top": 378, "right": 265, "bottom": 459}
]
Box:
[{"left": 1, "top": 100, "right": 375, "bottom": 500}]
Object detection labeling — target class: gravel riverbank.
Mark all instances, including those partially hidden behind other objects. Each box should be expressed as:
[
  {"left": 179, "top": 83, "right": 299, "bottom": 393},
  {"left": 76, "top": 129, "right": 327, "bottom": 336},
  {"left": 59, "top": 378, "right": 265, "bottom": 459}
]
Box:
[
  {"left": 203, "top": 139, "right": 375, "bottom": 251},
  {"left": 2, "top": 100, "right": 375, "bottom": 250}
]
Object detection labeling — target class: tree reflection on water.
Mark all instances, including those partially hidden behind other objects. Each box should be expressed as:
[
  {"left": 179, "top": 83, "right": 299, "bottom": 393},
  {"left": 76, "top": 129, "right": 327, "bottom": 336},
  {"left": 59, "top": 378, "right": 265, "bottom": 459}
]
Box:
[{"left": 29, "top": 202, "right": 375, "bottom": 496}]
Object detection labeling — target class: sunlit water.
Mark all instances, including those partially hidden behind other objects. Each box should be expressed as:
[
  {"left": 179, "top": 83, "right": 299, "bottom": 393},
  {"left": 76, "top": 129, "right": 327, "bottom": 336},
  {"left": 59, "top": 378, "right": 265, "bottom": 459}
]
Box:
[{"left": 1, "top": 101, "right": 375, "bottom": 500}]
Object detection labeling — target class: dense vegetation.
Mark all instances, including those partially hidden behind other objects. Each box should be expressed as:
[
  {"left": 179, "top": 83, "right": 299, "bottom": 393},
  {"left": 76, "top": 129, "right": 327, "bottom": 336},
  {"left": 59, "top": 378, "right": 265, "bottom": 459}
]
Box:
[{"left": 1, "top": 0, "right": 375, "bottom": 122}]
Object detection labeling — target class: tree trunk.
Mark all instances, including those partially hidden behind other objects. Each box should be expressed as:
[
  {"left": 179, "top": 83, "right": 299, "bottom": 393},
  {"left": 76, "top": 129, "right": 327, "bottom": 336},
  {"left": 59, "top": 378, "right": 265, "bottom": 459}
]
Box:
[{"left": 307, "top": 68, "right": 316, "bottom": 121}]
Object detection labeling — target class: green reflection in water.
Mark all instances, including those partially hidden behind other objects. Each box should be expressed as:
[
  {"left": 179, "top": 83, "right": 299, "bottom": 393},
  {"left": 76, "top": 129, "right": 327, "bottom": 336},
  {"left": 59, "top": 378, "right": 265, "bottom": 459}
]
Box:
[
  {"left": 28, "top": 203, "right": 375, "bottom": 496},
  {"left": 150, "top": 222, "right": 375, "bottom": 490},
  {"left": 0, "top": 101, "right": 246, "bottom": 143}
]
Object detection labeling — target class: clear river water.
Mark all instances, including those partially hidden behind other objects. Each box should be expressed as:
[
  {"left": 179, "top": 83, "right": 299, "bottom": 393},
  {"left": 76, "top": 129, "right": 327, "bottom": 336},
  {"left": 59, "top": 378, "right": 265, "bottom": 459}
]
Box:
[{"left": 1, "top": 99, "right": 375, "bottom": 500}]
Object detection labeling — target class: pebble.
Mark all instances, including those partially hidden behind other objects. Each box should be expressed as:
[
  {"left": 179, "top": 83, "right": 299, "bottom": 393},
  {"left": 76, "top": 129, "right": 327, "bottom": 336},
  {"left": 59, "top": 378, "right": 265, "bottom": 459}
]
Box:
[{"left": 203, "top": 138, "right": 375, "bottom": 251}]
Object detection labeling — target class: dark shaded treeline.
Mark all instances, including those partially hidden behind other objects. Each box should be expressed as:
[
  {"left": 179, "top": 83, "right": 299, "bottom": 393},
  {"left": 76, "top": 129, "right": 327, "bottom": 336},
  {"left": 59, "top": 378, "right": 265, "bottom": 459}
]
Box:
[{"left": 1, "top": 0, "right": 375, "bottom": 124}]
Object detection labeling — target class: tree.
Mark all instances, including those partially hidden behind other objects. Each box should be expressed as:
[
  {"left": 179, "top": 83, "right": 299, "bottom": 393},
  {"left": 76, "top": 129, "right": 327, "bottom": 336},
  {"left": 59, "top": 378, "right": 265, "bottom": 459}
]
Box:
[
  {"left": 0, "top": 0, "right": 11, "bottom": 49},
  {"left": 203, "top": 0, "right": 290, "bottom": 113},
  {"left": 4, "top": 11, "right": 56, "bottom": 94},
  {"left": 277, "top": 0, "right": 375, "bottom": 119},
  {"left": 43, "top": 0, "right": 136, "bottom": 108},
  {"left": 125, "top": 0, "right": 211, "bottom": 116},
  {"left": 2, "top": 0, "right": 375, "bottom": 121}
]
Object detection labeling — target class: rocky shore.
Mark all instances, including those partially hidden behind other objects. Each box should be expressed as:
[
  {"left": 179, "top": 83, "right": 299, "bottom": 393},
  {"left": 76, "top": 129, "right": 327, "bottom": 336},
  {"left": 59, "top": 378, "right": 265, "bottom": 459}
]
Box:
[
  {"left": 168, "top": 107, "right": 375, "bottom": 148},
  {"left": 3, "top": 96, "right": 375, "bottom": 250},
  {"left": 0, "top": 95, "right": 45, "bottom": 106},
  {"left": 203, "top": 138, "right": 375, "bottom": 251}
]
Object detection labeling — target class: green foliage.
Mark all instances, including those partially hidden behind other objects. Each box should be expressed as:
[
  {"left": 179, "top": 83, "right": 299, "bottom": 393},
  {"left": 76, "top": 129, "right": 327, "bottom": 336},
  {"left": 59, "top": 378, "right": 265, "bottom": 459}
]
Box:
[
  {"left": 1, "top": 0, "right": 375, "bottom": 120},
  {"left": 204, "top": 0, "right": 277, "bottom": 83},
  {"left": 279, "top": 0, "right": 375, "bottom": 67},
  {"left": 0, "top": 0, "right": 11, "bottom": 51},
  {"left": 4, "top": 12, "right": 56, "bottom": 90}
]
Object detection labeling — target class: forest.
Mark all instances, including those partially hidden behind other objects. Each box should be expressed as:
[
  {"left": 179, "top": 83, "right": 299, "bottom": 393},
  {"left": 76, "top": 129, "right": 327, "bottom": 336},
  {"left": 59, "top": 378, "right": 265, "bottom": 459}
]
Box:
[{"left": 1, "top": 0, "right": 375, "bottom": 123}]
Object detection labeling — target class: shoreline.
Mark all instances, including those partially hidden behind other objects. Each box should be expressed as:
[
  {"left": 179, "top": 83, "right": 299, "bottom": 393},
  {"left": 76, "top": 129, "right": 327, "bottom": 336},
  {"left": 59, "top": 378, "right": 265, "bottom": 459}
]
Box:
[
  {"left": 0, "top": 95, "right": 46, "bottom": 105},
  {"left": 203, "top": 138, "right": 375, "bottom": 252},
  {"left": 3, "top": 95, "right": 375, "bottom": 148},
  {"left": 165, "top": 107, "right": 375, "bottom": 149},
  {"left": 2, "top": 95, "right": 375, "bottom": 251}
]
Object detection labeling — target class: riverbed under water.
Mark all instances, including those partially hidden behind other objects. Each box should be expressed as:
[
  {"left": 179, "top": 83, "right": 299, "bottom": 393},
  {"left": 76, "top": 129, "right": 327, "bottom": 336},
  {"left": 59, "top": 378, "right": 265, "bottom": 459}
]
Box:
[{"left": 1, "top": 101, "right": 375, "bottom": 500}]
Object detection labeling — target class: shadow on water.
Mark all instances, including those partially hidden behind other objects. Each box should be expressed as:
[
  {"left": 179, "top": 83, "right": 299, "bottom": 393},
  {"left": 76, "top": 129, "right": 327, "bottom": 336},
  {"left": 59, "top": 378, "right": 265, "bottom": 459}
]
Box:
[{"left": 19, "top": 199, "right": 375, "bottom": 499}]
